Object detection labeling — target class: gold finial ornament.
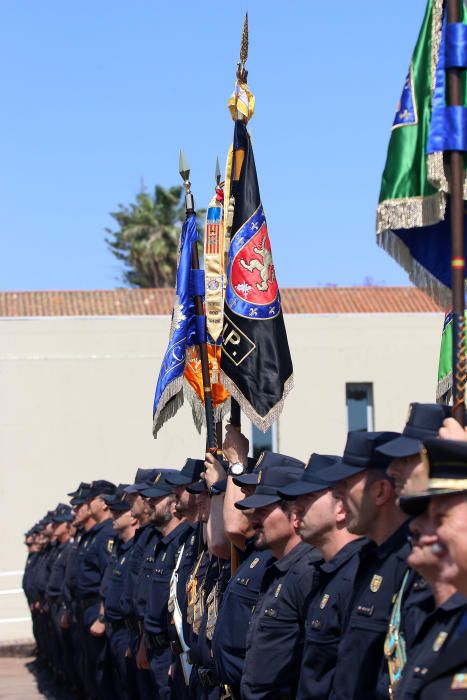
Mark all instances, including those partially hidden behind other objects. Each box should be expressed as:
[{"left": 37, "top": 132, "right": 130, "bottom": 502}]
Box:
[{"left": 237, "top": 13, "right": 249, "bottom": 83}]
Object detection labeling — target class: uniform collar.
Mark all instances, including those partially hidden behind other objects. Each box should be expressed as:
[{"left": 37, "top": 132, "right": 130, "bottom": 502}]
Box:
[
  {"left": 119, "top": 536, "right": 134, "bottom": 553},
  {"left": 376, "top": 519, "right": 411, "bottom": 560},
  {"left": 88, "top": 518, "right": 113, "bottom": 535},
  {"left": 320, "top": 537, "right": 367, "bottom": 574},
  {"left": 161, "top": 520, "right": 191, "bottom": 545},
  {"left": 270, "top": 541, "right": 313, "bottom": 573},
  {"left": 440, "top": 591, "right": 467, "bottom": 612}
]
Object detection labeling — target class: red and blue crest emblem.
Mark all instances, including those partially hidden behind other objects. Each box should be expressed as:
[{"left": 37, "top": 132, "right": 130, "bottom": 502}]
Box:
[{"left": 226, "top": 204, "right": 280, "bottom": 319}]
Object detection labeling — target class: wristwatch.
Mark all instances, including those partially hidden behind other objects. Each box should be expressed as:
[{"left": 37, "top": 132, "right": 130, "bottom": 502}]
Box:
[{"left": 228, "top": 461, "right": 246, "bottom": 476}]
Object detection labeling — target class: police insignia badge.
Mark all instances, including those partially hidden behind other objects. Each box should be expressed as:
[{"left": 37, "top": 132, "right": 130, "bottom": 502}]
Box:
[
  {"left": 320, "top": 594, "right": 330, "bottom": 609},
  {"left": 107, "top": 539, "right": 114, "bottom": 553},
  {"left": 370, "top": 574, "right": 383, "bottom": 592},
  {"left": 250, "top": 557, "right": 260, "bottom": 569},
  {"left": 433, "top": 631, "right": 448, "bottom": 652},
  {"left": 274, "top": 584, "right": 282, "bottom": 598},
  {"left": 154, "top": 473, "right": 161, "bottom": 484},
  {"left": 451, "top": 673, "right": 467, "bottom": 690}
]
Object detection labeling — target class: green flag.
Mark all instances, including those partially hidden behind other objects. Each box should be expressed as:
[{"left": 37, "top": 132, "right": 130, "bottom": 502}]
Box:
[{"left": 377, "top": 0, "right": 467, "bottom": 308}]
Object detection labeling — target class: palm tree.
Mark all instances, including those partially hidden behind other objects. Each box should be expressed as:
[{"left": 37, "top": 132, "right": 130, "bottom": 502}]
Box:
[{"left": 106, "top": 185, "right": 204, "bottom": 288}]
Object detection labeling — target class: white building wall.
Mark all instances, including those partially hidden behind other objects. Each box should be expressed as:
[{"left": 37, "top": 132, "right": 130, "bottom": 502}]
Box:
[{"left": 0, "top": 311, "right": 444, "bottom": 641}]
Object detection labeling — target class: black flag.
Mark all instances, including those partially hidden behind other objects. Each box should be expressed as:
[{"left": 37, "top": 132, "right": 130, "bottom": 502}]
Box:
[{"left": 221, "top": 120, "right": 293, "bottom": 431}]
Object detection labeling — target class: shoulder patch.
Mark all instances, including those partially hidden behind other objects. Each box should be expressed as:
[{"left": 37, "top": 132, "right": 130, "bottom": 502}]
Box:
[{"left": 451, "top": 673, "right": 467, "bottom": 690}]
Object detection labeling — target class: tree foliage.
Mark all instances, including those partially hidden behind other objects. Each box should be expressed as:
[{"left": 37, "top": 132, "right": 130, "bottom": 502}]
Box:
[{"left": 106, "top": 185, "right": 204, "bottom": 288}]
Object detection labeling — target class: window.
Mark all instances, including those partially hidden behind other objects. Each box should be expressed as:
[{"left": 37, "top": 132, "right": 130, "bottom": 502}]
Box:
[
  {"left": 346, "top": 383, "right": 374, "bottom": 432},
  {"left": 250, "top": 423, "right": 278, "bottom": 461}
]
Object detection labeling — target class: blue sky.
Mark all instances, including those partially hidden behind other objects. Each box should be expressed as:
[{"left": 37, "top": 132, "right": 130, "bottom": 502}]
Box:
[{"left": 0, "top": 0, "right": 428, "bottom": 291}]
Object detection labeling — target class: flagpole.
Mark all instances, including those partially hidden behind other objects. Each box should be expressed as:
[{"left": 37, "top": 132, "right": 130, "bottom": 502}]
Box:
[
  {"left": 447, "top": 0, "right": 466, "bottom": 425},
  {"left": 179, "top": 152, "right": 217, "bottom": 450},
  {"left": 227, "top": 13, "right": 249, "bottom": 432}
]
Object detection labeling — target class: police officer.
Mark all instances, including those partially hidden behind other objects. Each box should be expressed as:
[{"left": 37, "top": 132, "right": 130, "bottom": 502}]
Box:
[
  {"left": 388, "top": 499, "right": 466, "bottom": 699},
  {"left": 140, "top": 473, "right": 193, "bottom": 699},
  {"left": 74, "top": 479, "right": 116, "bottom": 699},
  {"left": 278, "top": 453, "right": 367, "bottom": 700},
  {"left": 398, "top": 438, "right": 467, "bottom": 699},
  {"left": 235, "top": 465, "right": 322, "bottom": 699},
  {"left": 165, "top": 459, "right": 208, "bottom": 699},
  {"left": 377, "top": 403, "right": 452, "bottom": 501},
  {"left": 63, "top": 483, "right": 96, "bottom": 695},
  {"left": 46, "top": 504, "right": 76, "bottom": 686},
  {"left": 205, "top": 437, "right": 304, "bottom": 699},
  {"left": 322, "top": 430, "right": 410, "bottom": 700},
  {"left": 101, "top": 485, "right": 139, "bottom": 700}
]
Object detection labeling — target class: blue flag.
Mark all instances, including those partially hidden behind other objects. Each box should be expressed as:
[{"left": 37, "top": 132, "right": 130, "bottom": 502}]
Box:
[{"left": 152, "top": 214, "right": 199, "bottom": 437}]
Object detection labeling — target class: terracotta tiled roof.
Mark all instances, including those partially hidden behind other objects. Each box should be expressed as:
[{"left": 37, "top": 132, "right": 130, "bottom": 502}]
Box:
[{"left": 0, "top": 287, "right": 442, "bottom": 318}]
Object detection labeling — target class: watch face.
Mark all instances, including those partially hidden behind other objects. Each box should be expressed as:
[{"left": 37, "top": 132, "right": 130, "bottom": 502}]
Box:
[{"left": 230, "top": 463, "right": 245, "bottom": 476}]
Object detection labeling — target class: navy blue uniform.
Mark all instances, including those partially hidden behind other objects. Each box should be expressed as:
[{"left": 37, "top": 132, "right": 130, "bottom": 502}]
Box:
[
  {"left": 212, "top": 546, "right": 273, "bottom": 694},
  {"left": 168, "top": 523, "right": 201, "bottom": 699},
  {"left": 415, "top": 618, "right": 467, "bottom": 699},
  {"left": 297, "top": 538, "right": 366, "bottom": 700},
  {"left": 144, "top": 521, "right": 192, "bottom": 699},
  {"left": 75, "top": 518, "right": 115, "bottom": 699},
  {"left": 241, "top": 541, "right": 322, "bottom": 700},
  {"left": 329, "top": 522, "right": 411, "bottom": 700},
  {"left": 394, "top": 593, "right": 467, "bottom": 700},
  {"left": 189, "top": 556, "right": 231, "bottom": 699},
  {"left": 103, "top": 536, "right": 137, "bottom": 700},
  {"left": 46, "top": 540, "right": 75, "bottom": 683}
]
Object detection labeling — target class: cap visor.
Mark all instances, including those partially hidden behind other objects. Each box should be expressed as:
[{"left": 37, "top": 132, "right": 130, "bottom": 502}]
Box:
[
  {"left": 233, "top": 473, "right": 259, "bottom": 487},
  {"left": 139, "top": 486, "right": 172, "bottom": 498},
  {"left": 235, "top": 494, "right": 281, "bottom": 510},
  {"left": 319, "top": 461, "right": 366, "bottom": 483},
  {"left": 164, "top": 473, "right": 193, "bottom": 486},
  {"left": 110, "top": 504, "right": 131, "bottom": 513},
  {"left": 398, "top": 494, "right": 430, "bottom": 516},
  {"left": 377, "top": 436, "right": 421, "bottom": 458},
  {"left": 279, "top": 479, "right": 331, "bottom": 499},
  {"left": 123, "top": 483, "right": 144, "bottom": 494},
  {"left": 186, "top": 481, "right": 208, "bottom": 494}
]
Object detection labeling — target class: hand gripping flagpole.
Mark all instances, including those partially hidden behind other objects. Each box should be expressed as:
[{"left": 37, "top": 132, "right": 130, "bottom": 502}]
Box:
[
  {"left": 228, "top": 12, "right": 249, "bottom": 432},
  {"left": 447, "top": 0, "right": 466, "bottom": 426},
  {"left": 179, "top": 151, "right": 218, "bottom": 451}
]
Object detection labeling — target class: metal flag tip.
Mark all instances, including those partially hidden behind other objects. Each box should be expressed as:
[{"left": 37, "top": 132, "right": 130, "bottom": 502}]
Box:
[{"left": 179, "top": 150, "right": 190, "bottom": 181}]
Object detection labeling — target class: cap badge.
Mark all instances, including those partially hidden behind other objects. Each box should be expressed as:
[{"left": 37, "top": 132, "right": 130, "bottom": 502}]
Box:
[
  {"left": 370, "top": 574, "right": 383, "bottom": 593},
  {"left": 250, "top": 557, "right": 260, "bottom": 569},
  {"left": 451, "top": 673, "right": 467, "bottom": 690},
  {"left": 406, "top": 403, "right": 414, "bottom": 424},
  {"left": 433, "top": 631, "right": 448, "bottom": 652},
  {"left": 257, "top": 470, "right": 263, "bottom": 484},
  {"left": 320, "top": 594, "right": 330, "bottom": 609}
]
